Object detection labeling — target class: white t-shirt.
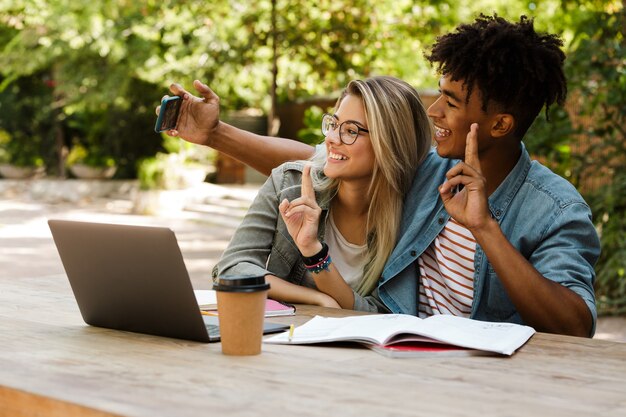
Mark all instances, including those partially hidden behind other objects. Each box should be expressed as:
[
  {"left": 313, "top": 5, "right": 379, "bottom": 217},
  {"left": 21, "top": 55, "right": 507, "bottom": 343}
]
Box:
[{"left": 303, "top": 213, "right": 367, "bottom": 290}]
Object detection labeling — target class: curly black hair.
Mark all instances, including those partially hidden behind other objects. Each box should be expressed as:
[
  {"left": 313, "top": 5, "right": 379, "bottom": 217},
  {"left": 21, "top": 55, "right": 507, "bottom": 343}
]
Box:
[{"left": 426, "top": 14, "right": 567, "bottom": 138}]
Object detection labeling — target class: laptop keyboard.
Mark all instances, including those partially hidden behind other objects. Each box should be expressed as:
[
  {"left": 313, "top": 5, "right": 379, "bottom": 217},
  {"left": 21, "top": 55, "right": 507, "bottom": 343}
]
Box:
[{"left": 205, "top": 324, "right": 220, "bottom": 338}]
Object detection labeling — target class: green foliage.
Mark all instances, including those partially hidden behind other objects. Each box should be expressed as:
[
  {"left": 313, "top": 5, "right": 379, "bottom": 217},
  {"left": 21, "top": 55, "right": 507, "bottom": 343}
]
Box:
[
  {"left": 137, "top": 154, "right": 168, "bottom": 191},
  {"left": 0, "top": 128, "right": 44, "bottom": 167},
  {"left": 524, "top": 106, "right": 576, "bottom": 182},
  {"left": 519, "top": 1, "right": 626, "bottom": 314},
  {"left": 1, "top": 0, "right": 546, "bottom": 111},
  {"left": 528, "top": 1, "right": 626, "bottom": 314},
  {"left": 0, "top": 0, "right": 559, "bottom": 174},
  {"left": 297, "top": 105, "right": 328, "bottom": 146},
  {"left": 589, "top": 172, "right": 626, "bottom": 315},
  {"left": 0, "top": 129, "right": 10, "bottom": 163},
  {"left": 0, "top": 2, "right": 178, "bottom": 176},
  {"left": 101, "top": 80, "right": 165, "bottom": 178},
  {"left": 0, "top": 73, "right": 52, "bottom": 167},
  {"left": 61, "top": 78, "right": 164, "bottom": 176},
  {"left": 66, "top": 142, "right": 115, "bottom": 168},
  {"left": 136, "top": 151, "right": 210, "bottom": 191},
  {"left": 137, "top": 133, "right": 214, "bottom": 190},
  {"left": 569, "top": 5, "right": 626, "bottom": 315}
]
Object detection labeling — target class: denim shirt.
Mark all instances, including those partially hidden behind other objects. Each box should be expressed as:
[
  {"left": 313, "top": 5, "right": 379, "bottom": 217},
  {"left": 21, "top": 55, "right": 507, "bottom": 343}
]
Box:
[
  {"left": 214, "top": 162, "right": 387, "bottom": 313},
  {"left": 380, "top": 144, "right": 600, "bottom": 334}
]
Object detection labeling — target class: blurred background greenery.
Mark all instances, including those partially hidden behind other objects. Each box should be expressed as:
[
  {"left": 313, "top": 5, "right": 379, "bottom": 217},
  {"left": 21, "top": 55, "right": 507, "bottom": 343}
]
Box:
[{"left": 0, "top": 0, "right": 624, "bottom": 313}]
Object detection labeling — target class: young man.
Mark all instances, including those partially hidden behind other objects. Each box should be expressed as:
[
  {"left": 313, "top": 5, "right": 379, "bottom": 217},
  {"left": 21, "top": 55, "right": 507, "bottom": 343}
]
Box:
[{"left": 158, "top": 15, "right": 599, "bottom": 337}]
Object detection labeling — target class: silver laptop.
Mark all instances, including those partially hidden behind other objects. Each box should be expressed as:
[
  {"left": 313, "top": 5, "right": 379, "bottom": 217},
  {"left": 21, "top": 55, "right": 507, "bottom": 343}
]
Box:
[{"left": 48, "top": 219, "right": 288, "bottom": 343}]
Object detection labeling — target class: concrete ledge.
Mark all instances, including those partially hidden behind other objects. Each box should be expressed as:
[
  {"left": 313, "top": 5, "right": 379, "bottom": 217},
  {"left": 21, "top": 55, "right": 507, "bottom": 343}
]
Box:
[{"left": 0, "top": 179, "right": 138, "bottom": 203}]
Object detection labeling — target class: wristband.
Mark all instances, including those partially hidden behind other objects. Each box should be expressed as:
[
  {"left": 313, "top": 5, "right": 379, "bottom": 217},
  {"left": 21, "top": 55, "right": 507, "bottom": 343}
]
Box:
[
  {"left": 302, "top": 242, "right": 332, "bottom": 274},
  {"left": 302, "top": 242, "right": 329, "bottom": 266},
  {"left": 303, "top": 253, "right": 332, "bottom": 274}
]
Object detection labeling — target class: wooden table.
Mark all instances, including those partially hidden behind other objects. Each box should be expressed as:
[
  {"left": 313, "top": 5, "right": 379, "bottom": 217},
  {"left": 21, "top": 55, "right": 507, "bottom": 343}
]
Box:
[{"left": 1, "top": 274, "right": 625, "bottom": 417}]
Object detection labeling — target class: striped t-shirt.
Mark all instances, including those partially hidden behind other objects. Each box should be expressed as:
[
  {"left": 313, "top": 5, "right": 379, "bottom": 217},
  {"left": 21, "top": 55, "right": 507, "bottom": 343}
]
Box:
[{"left": 417, "top": 218, "right": 476, "bottom": 318}]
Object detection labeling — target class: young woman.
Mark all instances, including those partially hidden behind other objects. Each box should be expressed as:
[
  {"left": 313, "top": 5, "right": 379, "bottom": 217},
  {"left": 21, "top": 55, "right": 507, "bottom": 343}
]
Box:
[{"left": 214, "top": 76, "right": 431, "bottom": 311}]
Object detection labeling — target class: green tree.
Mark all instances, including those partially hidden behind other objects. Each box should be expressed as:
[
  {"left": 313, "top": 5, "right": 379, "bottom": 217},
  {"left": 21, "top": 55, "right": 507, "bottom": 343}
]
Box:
[
  {"left": 0, "top": 73, "right": 53, "bottom": 167},
  {"left": 0, "top": 0, "right": 621, "bottom": 181},
  {"left": 565, "top": 1, "right": 626, "bottom": 314},
  {"left": 524, "top": 0, "right": 626, "bottom": 313},
  {"left": 0, "top": 1, "right": 179, "bottom": 176}
]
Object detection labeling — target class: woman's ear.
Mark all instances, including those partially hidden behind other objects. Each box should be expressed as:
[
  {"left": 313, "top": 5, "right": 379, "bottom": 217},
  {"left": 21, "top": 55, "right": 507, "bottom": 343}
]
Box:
[{"left": 491, "top": 114, "right": 515, "bottom": 138}]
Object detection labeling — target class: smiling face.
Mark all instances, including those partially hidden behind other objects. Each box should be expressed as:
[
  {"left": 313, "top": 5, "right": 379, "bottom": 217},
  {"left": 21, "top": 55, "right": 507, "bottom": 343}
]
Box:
[
  {"left": 323, "top": 94, "right": 375, "bottom": 183},
  {"left": 427, "top": 76, "right": 496, "bottom": 161}
]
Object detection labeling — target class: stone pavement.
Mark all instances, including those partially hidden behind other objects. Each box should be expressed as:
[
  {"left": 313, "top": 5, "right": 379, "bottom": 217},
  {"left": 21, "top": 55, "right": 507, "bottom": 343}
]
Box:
[{"left": 1, "top": 179, "right": 624, "bottom": 343}]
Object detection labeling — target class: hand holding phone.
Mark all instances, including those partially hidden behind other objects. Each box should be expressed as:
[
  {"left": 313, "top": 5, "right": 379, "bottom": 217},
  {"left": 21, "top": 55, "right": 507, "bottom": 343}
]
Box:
[{"left": 155, "top": 96, "right": 182, "bottom": 133}]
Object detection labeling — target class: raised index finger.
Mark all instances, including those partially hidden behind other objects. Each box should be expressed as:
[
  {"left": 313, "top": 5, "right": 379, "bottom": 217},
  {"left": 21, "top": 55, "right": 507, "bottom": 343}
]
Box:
[
  {"left": 464, "top": 123, "right": 482, "bottom": 174},
  {"left": 301, "top": 164, "right": 315, "bottom": 199}
]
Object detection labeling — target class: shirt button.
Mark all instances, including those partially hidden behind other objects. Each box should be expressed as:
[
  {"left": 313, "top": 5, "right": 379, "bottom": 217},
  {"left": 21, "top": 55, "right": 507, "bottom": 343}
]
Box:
[
  {"left": 438, "top": 217, "right": 444, "bottom": 225},
  {"left": 410, "top": 250, "right": 417, "bottom": 257},
  {"left": 495, "top": 210, "right": 502, "bottom": 217}
]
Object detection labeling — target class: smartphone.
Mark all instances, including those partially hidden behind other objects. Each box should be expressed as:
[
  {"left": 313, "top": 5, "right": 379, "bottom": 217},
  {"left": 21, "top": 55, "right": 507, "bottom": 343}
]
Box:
[{"left": 154, "top": 96, "right": 182, "bottom": 133}]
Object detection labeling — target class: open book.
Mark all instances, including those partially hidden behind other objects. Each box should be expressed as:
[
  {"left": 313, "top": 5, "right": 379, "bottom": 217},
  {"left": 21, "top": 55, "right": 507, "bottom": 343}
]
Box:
[
  {"left": 265, "top": 314, "right": 535, "bottom": 356},
  {"left": 366, "top": 342, "right": 491, "bottom": 358},
  {"left": 194, "top": 290, "right": 296, "bottom": 317}
]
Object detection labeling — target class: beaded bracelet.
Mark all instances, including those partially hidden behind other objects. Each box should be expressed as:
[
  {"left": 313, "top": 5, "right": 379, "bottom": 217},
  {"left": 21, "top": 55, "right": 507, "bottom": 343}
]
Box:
[
  {"left": 302, "top": 242, "right": 332, "bottom": 274},
  {"left": 304, "top": 253, "right": 332, "bottom": 274}
]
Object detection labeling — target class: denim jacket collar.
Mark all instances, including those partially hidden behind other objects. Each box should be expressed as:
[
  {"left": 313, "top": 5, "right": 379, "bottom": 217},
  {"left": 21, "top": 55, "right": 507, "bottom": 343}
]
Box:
[{"left": 487, "top": 142, "right": 530, "bottom": 221}]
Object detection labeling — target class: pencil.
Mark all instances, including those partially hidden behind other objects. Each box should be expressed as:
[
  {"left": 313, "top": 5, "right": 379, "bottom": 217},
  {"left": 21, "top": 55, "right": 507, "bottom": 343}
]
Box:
[
  {"left": 288, "top": 324, "right": 295, "bottom": 341},
  {"left": 200, "top": 310, "right": 218, "bottom": 316}
]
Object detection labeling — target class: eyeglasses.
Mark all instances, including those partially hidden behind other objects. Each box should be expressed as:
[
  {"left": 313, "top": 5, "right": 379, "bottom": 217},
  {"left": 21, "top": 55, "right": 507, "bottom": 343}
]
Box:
[{"left": 321, "top": 113, "right": 369, "bottom": 145}]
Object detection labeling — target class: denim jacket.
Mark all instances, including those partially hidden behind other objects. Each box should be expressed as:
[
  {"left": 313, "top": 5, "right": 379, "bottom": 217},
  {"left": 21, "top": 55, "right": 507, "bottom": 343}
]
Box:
[
  {"left": 380, "top": 144, "right": 600, "bottom": 334},
  {"left": 214, "top": 162, "right": 387, "bottom": 313}
]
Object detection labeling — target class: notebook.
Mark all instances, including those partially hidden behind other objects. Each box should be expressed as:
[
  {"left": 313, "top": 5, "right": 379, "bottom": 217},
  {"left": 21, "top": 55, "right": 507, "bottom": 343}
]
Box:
[
  {"left": 194, "top": 290, "right": 296, "bottom": 317},
  {"left": 48, "top": 219, "right": 289, "bottom": 343}
]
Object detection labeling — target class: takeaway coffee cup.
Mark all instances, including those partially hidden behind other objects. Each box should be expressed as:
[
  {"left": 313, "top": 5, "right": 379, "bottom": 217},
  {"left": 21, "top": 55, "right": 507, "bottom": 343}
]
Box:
[{"left": 213, "top": 275, "right": 270, "bottom": 355}]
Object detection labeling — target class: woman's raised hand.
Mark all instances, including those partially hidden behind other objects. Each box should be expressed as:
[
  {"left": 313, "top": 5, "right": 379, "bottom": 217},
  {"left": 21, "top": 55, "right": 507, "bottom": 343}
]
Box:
[{"left": 279, "top": 165, "right": 323, "bottom": 257}]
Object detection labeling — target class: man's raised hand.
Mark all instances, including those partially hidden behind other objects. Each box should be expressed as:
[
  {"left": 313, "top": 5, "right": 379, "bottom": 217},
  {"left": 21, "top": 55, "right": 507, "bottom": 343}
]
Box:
[
  {"left": 439, "top": 123, "right": 491, "bottom": 231},
  {"left": 154, "top": 80, "right": 220, "bottom": 146}
]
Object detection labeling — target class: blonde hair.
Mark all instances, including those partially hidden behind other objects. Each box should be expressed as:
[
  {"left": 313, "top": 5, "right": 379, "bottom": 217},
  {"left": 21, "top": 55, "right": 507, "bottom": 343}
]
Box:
[{"left": 310, "top": 76, "right": 432, "bottom": 296}]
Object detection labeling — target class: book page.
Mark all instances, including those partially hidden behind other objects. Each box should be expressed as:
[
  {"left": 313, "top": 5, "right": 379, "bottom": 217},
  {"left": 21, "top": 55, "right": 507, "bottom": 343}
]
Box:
[
  {"left": 265, "top": 314, "right": 424, "bottom": 345},
  {"left": 265, "top": 313, "right": 535, "bottom": 356},
  {"left": 411, "top": 315, "right": 535, "bottom": 355},
  {"left": 194, "top": 290, "right": 217, "bottom": 308}
]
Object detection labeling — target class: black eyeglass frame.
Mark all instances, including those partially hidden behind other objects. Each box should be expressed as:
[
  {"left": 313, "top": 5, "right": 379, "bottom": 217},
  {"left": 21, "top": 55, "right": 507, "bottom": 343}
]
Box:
[{"left": 321, "top": 113, "right": 370, "bottom": 145}]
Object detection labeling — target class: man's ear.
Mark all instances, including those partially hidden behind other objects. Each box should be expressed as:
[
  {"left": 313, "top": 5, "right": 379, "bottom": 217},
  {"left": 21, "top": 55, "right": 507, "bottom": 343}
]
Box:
[{"left": 491, "top": 114, "right": 515, "bottom": 138}]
